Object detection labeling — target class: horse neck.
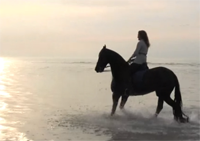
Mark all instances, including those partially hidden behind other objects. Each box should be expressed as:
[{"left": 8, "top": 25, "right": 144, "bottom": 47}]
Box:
[{"left": 108, "top": 54, "right": 130, "bottom": 82}]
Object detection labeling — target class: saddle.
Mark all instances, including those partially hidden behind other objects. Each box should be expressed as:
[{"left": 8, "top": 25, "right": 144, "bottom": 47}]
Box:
[
  {"left": 131, "top": 63, "right": 149, "bottom": 92},
  {"left": 112, "top": 63, "right": 149, "bottom": 94}
]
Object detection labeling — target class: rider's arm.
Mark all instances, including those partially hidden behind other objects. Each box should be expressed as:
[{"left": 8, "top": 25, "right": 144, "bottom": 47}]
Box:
[{"left": 127, "top": 41, "right": 142, "bottom": 62}]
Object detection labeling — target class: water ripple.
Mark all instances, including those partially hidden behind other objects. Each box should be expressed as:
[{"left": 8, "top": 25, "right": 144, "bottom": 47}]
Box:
[{"left": 0, "top": 58, "right": 31, "bottom": 141}]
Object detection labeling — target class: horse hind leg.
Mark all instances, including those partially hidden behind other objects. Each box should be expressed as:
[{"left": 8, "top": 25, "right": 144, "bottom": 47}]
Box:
[
  {"left": 157, "top": 87, "right": 188, "bottom": 123},
  {"left": 164, "top": 96, "right": 188, "bottom": 123}
]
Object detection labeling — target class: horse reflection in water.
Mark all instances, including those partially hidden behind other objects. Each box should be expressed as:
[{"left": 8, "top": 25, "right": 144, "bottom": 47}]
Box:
[{"left": 95, "top": 45, "right": 189, "bottom": 123}]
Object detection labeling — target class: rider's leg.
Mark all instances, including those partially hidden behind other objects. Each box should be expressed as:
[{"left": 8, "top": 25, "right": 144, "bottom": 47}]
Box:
[
  {"left": 124, "top": 63, "right": 141, "bottom": 96},
  {"left": 130, "top": 63, "right": 141, "bottom": 74}
]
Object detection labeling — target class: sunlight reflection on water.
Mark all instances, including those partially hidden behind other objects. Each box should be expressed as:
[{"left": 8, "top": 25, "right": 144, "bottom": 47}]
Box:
[
  {"left": 0, "top": 58, "right": 30, "bottom": 141},
  {"left": 0, "top": 102, "right": 7, "bottom": 110},
  {"left": 0, "top": 58, "right": 5, "bottom": 73}
]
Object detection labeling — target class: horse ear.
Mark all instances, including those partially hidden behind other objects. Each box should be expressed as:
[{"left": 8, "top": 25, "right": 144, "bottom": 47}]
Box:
[{"left": 103, "top": 44, "right": 106, "bottom": 49}]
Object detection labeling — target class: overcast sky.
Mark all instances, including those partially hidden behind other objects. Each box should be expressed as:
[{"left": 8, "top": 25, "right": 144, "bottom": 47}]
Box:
[{"left": 0, "top": 0, "right": 199, "bottom": 61}]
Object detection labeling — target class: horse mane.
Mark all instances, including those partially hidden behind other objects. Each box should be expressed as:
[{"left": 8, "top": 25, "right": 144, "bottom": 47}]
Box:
[{"left": 105, "top": 48, "right": 127, "bottom": 65}]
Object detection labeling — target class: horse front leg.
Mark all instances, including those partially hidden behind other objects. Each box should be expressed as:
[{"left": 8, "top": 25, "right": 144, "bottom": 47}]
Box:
[
  {"left": 119, "top": 95, "right": 129, "bottom": 109},
  {"left": 155, "top": 96, "right": 164, "bottom": 117},
  {"left": 111, "top": 93, "right": 120, "bottom": 116}
]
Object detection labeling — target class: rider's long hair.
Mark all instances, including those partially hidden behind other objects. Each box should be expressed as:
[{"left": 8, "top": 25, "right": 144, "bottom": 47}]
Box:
[{"left": 138, "top": 30, "right": 150, "bottom": 48}]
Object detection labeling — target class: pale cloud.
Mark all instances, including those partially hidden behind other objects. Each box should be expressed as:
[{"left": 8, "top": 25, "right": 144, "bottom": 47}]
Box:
[{"left": 0, "top": 0, "right": 199, "bottom": 60}]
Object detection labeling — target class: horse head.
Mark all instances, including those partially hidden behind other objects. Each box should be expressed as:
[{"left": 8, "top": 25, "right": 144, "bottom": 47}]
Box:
[{"left": 95, "top": 45, "right": 109, "bottom": 73}]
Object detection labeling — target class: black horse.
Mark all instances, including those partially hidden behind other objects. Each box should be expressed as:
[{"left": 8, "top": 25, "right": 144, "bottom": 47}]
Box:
[{"left": 95, "top": 45, "right": 189, "bottom": 123}]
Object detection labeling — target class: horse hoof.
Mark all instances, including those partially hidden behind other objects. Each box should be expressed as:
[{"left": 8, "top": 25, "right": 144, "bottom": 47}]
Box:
[
  {"left": 179, "top": 117, "right": 189, "bottom": 123},
  {"left": 174, "top": 116, "right": 178, "bottom": 121},
  {"left": 119, "top": 105, "right": 124, "bottom": 109},
  {"left": 186, "top": 117, "right": 190, "bottom": 122},
  {"left": 174, "top": 116, "right": 189, "bottom": 123},
  {"left": 184, "top": 117, "right": 189, "bottom": 123}
]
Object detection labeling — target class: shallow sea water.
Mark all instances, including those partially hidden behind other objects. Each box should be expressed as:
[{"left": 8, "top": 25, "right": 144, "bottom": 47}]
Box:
[{"left": 0, "top": 57, "right": 199, "bottom": 141}]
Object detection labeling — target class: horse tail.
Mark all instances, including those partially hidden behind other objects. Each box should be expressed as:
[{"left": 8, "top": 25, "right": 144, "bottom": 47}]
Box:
[
  {"left": 174, "top": 74, "right": 182, "bottom": 108},
  {"left": 174, "top": 73, "right": 189, "bottom": 121}
]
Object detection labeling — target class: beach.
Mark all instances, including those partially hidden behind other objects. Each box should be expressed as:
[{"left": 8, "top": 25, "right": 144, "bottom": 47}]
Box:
[{"left": 0, "top": 57, "right": 199, "bottom": 141}]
